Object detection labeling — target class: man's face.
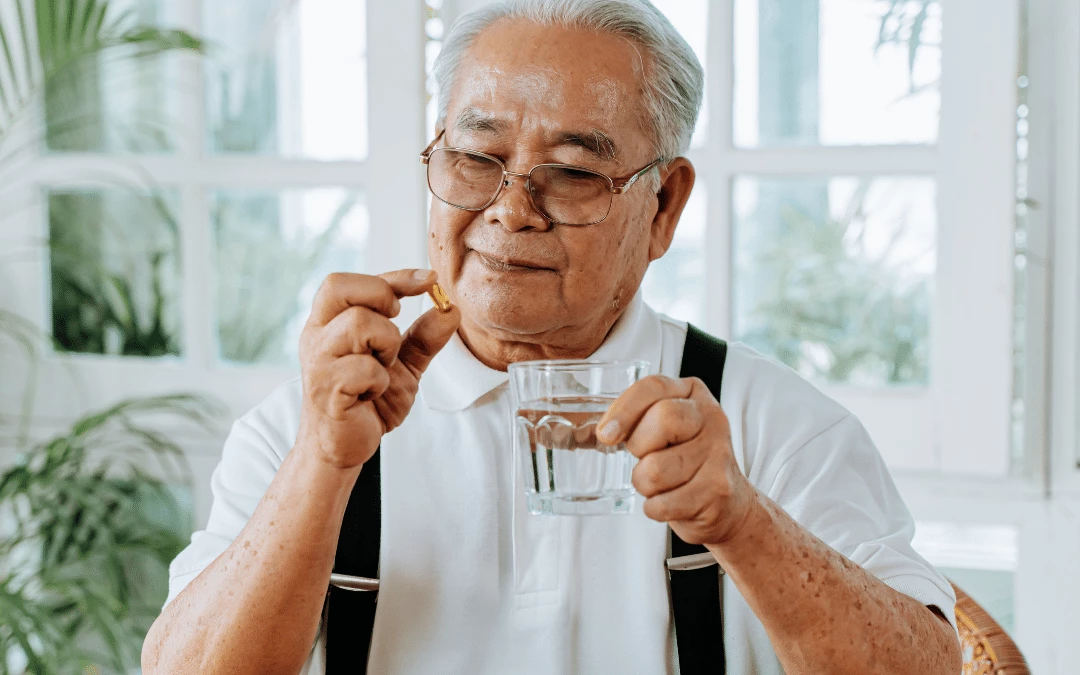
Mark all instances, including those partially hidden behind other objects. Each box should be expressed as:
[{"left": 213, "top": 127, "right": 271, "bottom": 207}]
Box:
[{"left": 428, "top": 20, "right": 673, "bottom": 351}]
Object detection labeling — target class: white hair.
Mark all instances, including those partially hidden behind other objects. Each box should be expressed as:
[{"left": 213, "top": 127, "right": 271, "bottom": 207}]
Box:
[{"left": 434, "top": 0, "right": 705, "bottom": 162}]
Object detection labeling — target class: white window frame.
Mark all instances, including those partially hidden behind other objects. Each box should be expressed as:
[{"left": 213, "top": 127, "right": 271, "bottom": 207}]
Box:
[{"left": 1043, "top": 0, "right": 1080, "bottom": 499}]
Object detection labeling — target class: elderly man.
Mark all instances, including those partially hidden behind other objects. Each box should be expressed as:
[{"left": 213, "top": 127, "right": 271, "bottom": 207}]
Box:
[{"left": 142, "top": 1, "right": 962, "bottom": 673}]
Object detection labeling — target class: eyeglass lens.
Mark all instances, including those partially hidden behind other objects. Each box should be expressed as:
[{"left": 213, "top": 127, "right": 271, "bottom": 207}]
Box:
[{"left": 427, "top": 148, "right": 612, "bottom": 225}]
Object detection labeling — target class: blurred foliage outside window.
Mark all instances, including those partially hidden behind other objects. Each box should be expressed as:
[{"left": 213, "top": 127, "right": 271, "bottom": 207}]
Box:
[
  {"left": 48, "top": 189, "right": 183, "bottom": 358},
  {"left": 203, "top": 0, "right": 368, "bottom": 159},
  {"left": 212, "top": 189, "right": 368, "bottom": 365},
  {"left": 733, "top": 177, "right": 935, "bottom": 387}
]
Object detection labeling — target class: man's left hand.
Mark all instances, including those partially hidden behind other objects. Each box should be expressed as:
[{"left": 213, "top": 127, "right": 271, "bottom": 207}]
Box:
[{"left": 597, "top": 376, "right": 757, "bottom": 546}]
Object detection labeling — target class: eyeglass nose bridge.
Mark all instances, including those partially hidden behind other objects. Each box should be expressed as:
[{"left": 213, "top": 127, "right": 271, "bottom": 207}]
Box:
[{"left": 501, "top": 169, "right": 531, "bottom": 188}]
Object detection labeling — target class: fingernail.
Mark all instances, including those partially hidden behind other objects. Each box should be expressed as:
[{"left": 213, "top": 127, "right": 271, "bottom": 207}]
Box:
[
  {"left": 598, "top": 419, "right": 621, "bottom": 443},
  {"left": 414, "top": 269, "right": 435, "bottom": 282}
]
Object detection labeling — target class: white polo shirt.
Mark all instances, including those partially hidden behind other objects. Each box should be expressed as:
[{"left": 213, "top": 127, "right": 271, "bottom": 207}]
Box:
[{"left": 165, "top": 293, "right": 956, "bottom": 675}]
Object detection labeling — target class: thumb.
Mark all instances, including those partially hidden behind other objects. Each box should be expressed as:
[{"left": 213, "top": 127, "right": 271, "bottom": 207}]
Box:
[{"left": 397, "top": 305, "right": 462, "bottom": 377}]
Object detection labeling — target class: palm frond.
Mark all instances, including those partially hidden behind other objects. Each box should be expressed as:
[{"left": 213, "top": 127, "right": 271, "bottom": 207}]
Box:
[
  {"left": 1, "top": 393, "right": 221, "bottom": 673},
  {"left": 0, "top": 0, "right": 206, "bottom": 146}
]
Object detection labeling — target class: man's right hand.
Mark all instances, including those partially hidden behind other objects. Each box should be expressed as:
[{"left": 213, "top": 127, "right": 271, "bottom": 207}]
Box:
[{"left": 296, "top": 269, "right": 460, "bottom": 470}]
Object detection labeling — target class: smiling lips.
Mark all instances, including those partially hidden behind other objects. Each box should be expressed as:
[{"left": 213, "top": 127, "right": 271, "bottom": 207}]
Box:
[{"left": 473, "top": 250, "right": 556, "bottom": 273}]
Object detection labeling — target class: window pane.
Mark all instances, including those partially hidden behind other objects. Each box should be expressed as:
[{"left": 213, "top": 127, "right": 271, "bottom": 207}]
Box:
[
  {"left": 48, "top": 189, "right": 182, "bottom": 356},
  {"left": 641, "top": 186, "right": 706, "bottom": 326},
  {"left": 204, "top": 0, "right": 368, "bottom": 159},
  {"left": 651, "top": 0, "right": 708, "bottom": 149},
  {"left": 212, "top": 189, "right": 368, "bottom": 365},
  {"left": 734, "top": 0, "right": 941, "bottom": 147},
  {"left": 45, "top": 0, "right": 184, "bottom": 153},
  {"left": 732, "top": 176, "right": 935, "bottom": 386}
]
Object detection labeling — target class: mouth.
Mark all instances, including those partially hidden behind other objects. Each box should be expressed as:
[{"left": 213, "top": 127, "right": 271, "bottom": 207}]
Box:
[{"left": 472, "top": 250, "right": 556, "bottom": 273}]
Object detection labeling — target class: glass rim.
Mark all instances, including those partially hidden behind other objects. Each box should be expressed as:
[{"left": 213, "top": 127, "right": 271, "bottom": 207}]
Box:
[{"left": 508, "top": 358, "right": 651, "bottom": 372}]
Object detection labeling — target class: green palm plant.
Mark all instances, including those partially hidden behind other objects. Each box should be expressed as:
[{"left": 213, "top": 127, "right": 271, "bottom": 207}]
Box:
[
  {"left": 0, "top": 309, "right": 222, "bottom": 674},
  {"left": 0, "top": 0, "right": 205, "bottom": 149}
]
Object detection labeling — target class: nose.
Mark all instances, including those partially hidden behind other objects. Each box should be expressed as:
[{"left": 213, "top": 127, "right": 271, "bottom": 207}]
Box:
[{"left": 484, "top": 171, "right": 552, "bottom": 233}]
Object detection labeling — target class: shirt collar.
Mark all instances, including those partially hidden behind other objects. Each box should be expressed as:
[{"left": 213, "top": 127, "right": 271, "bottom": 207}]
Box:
[{"left": 419, "top": 292, "right": 665, "bottom": 412}]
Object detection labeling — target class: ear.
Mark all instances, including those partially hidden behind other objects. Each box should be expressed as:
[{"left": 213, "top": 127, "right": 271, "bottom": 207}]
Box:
[{"left": 648, "top": 157, "right": 696, "bottom": 262}]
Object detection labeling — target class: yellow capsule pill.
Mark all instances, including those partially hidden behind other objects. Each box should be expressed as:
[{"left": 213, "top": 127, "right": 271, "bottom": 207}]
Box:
[{"left": 427, "top": 282, "right": 452, "bottom": 312}]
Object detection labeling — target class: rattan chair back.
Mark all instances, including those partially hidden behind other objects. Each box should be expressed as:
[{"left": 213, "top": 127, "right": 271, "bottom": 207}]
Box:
[{"left": 952, "top": 581, "right": 1030, "bottom": 675}]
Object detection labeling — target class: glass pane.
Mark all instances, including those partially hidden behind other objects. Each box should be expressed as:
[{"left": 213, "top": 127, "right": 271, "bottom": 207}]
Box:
[
  {"left": 651, "top": 0, "right": 708, "bottom": 149},
  {"left": 45, "top": 0, "right": 185, "bottom": 153},
  {"left": 732, "top": 176, "right": 935, "bottom": 386},
  {"left": 641, "top": 186, "right": 706, "bottom": 326},
  {"left": 734, "top": 0, "right": 941, "bottom": 147},
  {"left": 204, "top": 0, "right": 368, "bottom": 159},
  {"left": 212, "top": 188, "right": 368, "bottom": 365},
  {"left": 48, "top": 189, "right": 182, "bottom": 356}
]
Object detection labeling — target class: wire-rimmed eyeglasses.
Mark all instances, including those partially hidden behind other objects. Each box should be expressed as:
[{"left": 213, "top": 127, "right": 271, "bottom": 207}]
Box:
[{"left": 419, "top": 131, "right": 662, "bottom": 226}]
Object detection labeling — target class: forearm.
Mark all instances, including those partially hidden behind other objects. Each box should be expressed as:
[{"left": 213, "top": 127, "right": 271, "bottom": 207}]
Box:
[
  {"left": 142, "top": 447, "right": 362, "bottom": 675},
  {"left": 707, "top": 490, "right": 961, "bottom": 675}
]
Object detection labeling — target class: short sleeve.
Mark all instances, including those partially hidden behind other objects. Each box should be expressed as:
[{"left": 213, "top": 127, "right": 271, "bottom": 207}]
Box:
[
  {"left": 164, "top": 383, "right": 299, "bottom": 607},
  {"left": 763, "top": 413, "right": 958, "bottom": 633}
]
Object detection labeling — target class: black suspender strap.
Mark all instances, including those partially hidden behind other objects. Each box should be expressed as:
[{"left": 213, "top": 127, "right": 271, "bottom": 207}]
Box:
[
  {"left": 326, "top": 446, "right": 381, "bottom": 673},
  {"left": 671, "top": 324, "right": 728, "bottom": 675},
  {"left": 325, "top": 324, "right": 727, "bottom": 674}
]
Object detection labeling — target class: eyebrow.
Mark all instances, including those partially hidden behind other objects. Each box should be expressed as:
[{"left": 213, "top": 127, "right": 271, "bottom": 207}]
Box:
[
  {"left": 556, "top": 130, "right": 618, "bottom": 161},
  {"left": 453, "top": 107, "right": 619, "bottom": 161},
  {"left": 455, "top": 108, "right": 508, "bottom": 134}
]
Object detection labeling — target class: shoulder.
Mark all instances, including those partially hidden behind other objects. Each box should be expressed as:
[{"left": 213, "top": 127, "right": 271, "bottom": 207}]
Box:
[{"left": 657, "top": 315, "right": 856, "bottom": 479}]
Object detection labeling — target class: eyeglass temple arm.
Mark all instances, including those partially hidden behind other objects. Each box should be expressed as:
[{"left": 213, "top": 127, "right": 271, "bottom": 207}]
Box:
[
  {"left": 420, "top": 129, "right": 446, "bottom": 164},
  {"left": 611, "top": 158, "right": 664, "bottom": 194}
]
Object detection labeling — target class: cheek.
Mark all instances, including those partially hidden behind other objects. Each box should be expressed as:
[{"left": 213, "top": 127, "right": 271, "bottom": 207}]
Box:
[
  {"left": 427, "top": 204, "right": 474, "bottom": 275},
  {"left": 562, "top": 217, "right": 650, "bottom": 302}
]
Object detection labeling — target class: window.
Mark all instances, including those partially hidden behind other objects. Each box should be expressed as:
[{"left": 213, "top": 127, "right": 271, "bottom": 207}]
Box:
[
  {"left": 634, "top": 0, "right": 1022, "bottom": 476},
  {"left": 6, "top": 1, "right": 427, "bottom": 424}
]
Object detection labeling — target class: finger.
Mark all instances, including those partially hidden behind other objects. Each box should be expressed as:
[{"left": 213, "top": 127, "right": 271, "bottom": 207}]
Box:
[
  {"left": 308, "top": 269, "right": 437, "bottom": 326},
  {"left": 624, "top": 398, "right": 704, "bottom": 459},
  {"left": 332, "top": 353, "right": 392, "bottom": 401},
  {"left": 632, "top": 444, "right": 702, "bottom": 497},
  {"left": 641, "top": 478, "right": 711, "bottom": 524},
  {"left": 320, "top": 306, "right": 403, "bottom": 366},
  {"left": 377, "top": 268, "right": 439, "bottom": 297},
  {"left": 596, "top": 375, "right": 693, "bottom": 445},
  {"left": 397, "top": 304, "right": 462, "bottom": 377}
]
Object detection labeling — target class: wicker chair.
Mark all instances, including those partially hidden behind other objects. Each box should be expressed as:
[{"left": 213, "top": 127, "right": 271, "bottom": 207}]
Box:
[{"left": 952, "top": 582, "right": 1030, "bottom": 675}]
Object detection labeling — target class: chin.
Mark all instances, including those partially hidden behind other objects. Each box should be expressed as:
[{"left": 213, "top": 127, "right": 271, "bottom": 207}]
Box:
[{"left": 458, "top": 281, "right": 563, "bottom": 338}]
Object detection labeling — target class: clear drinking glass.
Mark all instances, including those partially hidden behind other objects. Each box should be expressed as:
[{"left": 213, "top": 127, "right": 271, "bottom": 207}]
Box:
[{"left": 509, "top": 360, "right": 650, "bottom": 515}]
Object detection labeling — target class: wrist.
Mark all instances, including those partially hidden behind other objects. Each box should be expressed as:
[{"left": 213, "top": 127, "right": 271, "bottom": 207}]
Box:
[
  {"left": 706, "top": 485, "right": 764, "bottom": 555},
  {"left": 290, "top": 437, "right": 365, "bottom": 496}
]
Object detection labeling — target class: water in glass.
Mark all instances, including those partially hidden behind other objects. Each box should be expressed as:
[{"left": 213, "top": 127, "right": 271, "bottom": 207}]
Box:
[{"left": 515, "top": 395, "right": 636, "bottom": 515}]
